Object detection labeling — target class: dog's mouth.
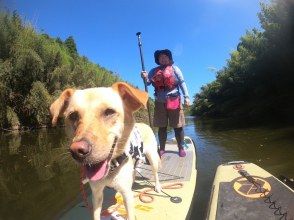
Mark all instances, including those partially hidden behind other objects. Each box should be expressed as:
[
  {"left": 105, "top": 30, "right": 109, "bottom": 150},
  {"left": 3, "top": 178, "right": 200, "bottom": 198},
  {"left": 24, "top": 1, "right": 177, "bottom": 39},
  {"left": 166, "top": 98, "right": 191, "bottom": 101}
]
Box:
[
  {"left": 84, "top": 159, "right": 109, "bottom": 181},
  {"left": 80, "top": 136, "right": 119, "bottom": 182}
]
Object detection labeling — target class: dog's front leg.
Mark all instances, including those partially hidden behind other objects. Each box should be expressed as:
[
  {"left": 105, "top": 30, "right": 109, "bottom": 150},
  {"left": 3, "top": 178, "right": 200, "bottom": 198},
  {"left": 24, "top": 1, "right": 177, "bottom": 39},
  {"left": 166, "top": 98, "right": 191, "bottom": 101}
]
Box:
[
  {"left": 90, "top": 184, "right": 104, "bottom": 220},
  {"left": 120, "top": 190, "right": 135, "bottom": 220},
  {"left": 114, "top": 160, "right": 136, "bottom": 220}
]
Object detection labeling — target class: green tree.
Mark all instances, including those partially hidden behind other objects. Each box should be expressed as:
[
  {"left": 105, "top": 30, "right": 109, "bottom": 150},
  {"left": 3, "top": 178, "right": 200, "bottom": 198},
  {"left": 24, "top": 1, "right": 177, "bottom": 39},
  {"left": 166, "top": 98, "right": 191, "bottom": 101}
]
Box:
[
  {"left": 0, "top": 11, "right": 124, "bottom": 129},
  {"left": 25, "top": 81, "right": 52, "bottom": 126},
  {"left": 64, "top": 36, "right": 78, "bottom": 57},
  {"left": 6, "top": 106, "right": 20, "bottom": 129},
  {"left": 191, "top": 0, "right": 294, "bottom": 123}
]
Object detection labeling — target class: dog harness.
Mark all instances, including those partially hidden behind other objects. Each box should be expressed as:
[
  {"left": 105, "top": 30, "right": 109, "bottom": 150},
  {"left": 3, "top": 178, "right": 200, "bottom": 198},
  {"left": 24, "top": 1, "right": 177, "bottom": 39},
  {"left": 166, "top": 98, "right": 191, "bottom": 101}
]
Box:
[{"left": 110, "top": 126, "right": 145, "bottom": 172}]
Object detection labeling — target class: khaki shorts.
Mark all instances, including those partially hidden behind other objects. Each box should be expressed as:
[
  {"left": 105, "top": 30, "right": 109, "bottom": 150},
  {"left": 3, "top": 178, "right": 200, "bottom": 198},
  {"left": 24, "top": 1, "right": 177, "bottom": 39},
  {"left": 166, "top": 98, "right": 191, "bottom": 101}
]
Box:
[{"left": 153, "top": 101, "right": 185, "bottom": 128}]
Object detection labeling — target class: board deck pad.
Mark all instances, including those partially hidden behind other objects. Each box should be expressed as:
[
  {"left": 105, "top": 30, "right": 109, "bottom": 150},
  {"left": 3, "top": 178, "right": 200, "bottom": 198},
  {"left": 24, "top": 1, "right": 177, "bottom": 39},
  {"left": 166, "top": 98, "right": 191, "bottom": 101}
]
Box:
[
  {"left": 217, "top": 176, "right": 294, "bottom": 219},
  {"left": 136, "top": 144, "right": 193, "bottom": 182}
]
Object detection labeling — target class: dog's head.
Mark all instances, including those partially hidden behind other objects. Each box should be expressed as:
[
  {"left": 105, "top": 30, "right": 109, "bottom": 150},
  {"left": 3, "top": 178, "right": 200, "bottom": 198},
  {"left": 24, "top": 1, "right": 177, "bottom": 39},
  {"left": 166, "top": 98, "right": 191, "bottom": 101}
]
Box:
[{"left": 50, "top": 82, "right": 148, "bottom": 181}]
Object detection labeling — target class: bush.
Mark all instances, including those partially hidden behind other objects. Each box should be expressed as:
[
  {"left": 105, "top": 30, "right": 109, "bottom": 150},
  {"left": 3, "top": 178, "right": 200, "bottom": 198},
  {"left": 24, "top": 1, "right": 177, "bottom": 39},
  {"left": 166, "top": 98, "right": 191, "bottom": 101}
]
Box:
[
  {"left": 6, "top": 106, "right": 20, "bottom": 129},
  {"left": 25, "top": 81, "right": 52, "bottom": 126}
]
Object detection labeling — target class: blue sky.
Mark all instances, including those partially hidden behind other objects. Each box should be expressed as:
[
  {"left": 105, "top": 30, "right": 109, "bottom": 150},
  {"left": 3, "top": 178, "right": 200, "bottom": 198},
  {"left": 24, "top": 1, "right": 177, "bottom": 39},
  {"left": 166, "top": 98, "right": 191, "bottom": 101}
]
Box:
[{"left": 4, "top": 0, "right": 262, "bottom": 99}]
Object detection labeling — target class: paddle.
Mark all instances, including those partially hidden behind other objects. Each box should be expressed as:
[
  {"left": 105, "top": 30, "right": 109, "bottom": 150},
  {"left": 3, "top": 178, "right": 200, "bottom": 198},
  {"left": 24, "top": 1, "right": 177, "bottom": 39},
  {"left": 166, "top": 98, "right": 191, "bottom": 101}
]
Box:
[{"left": 136, "top": 32, "right": 152, "bottom": 127}]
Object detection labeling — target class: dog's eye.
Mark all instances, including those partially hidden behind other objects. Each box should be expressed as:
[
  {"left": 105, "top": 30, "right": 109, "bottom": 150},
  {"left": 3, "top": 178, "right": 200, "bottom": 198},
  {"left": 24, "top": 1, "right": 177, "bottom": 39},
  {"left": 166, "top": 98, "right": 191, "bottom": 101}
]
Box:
[
  {"left": 68, "top": 111, "right": 79, "bottom": 121},
  {"left": 103, "top": 108, "right": 116, "bottom": 117}
]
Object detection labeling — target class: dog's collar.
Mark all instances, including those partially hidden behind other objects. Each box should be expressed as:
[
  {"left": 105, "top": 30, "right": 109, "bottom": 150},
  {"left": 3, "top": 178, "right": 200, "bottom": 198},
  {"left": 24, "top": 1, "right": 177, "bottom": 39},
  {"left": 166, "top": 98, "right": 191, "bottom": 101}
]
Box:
[
  {"left": 107, "top": 135, "right": 129, "bottom": 173},
  {"left": 109, "top": 153, "right": 128, "bottom": 172},
  {"left": 108, "top": 126, "right": 144, "bottom": 173},
  {"left": 107, "top": 136, "right": 118, "bottom": 161}
]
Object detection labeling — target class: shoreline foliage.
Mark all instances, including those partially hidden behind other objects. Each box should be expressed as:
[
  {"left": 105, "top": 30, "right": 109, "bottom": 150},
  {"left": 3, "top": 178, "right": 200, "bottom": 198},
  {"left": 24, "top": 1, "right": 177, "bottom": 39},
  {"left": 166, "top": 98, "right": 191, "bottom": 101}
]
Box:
[
  {"left": 190, "top": 0, "right": 294, "bottom": 124},
  {"left": 0, "top": 11, "right": 123, "bottom": 129}
]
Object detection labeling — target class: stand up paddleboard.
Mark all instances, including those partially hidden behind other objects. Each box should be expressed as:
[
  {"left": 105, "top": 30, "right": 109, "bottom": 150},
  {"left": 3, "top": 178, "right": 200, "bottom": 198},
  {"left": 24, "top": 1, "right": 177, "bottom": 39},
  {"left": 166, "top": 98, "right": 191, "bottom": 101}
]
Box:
[
  {"left": 59, "top": 136, "right": 197, "bottom": 220},
  {"left": 207, "top": 161, "right": 294, "bottom": 220}
]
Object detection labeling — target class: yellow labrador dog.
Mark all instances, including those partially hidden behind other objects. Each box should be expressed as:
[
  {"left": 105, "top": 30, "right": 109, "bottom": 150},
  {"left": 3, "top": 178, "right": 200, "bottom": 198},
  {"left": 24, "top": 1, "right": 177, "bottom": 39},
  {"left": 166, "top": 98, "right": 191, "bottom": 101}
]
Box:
[{"left": 50, "top": 82, "right": 161, "bottom": 220}]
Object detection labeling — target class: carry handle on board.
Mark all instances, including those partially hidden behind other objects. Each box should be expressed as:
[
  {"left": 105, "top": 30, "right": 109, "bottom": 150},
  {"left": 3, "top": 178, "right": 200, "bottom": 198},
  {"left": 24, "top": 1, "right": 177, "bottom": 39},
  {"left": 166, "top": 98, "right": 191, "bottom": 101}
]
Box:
[{"left": 227, "top": 161, "right": 246, "bottom": 165}]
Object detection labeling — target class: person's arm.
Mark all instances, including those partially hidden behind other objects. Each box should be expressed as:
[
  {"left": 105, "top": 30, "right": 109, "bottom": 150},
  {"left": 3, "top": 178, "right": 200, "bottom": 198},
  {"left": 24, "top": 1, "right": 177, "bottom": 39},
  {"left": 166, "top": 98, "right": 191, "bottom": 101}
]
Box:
[
  {"left": 141, "top": 68, "right": 156, "bottom": 86},
  {"left": 173, "top": 66, "right": 191, "bottom": 106}
]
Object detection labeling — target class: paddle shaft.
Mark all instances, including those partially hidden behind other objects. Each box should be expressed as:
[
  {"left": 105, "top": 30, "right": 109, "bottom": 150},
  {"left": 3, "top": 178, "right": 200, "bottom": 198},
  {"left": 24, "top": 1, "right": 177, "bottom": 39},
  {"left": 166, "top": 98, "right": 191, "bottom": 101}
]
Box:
[{"left": 136, "top": 32, "right": 152, "bottom": 127}]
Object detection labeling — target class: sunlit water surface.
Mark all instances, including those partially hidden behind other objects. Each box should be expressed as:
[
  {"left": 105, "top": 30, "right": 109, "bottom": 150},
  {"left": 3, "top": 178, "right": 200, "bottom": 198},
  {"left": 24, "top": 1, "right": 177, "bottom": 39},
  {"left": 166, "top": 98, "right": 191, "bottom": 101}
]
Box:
[{"left": 0, "top": 117, "right": 293, "bottom": 219}]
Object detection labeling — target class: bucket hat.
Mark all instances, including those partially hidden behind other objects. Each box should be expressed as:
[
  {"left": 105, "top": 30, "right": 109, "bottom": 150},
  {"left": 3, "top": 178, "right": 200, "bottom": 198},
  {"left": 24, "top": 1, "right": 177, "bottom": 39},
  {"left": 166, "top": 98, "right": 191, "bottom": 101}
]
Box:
[{"left": 154, "top": 49, "right": 173, "bottom": 65}]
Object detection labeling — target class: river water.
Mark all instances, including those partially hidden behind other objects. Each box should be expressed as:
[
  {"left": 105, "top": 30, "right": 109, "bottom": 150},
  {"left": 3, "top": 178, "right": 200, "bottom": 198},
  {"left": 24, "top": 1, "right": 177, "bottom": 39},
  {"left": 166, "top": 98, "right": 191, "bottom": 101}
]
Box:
[{"left": 0, "top": 117, "right": 293, "bottom": 220}]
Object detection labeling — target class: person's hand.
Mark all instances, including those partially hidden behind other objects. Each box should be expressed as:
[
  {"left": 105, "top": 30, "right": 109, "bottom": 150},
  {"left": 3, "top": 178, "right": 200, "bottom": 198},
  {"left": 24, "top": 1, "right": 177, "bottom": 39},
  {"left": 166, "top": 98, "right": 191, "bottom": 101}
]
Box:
[
  {"left": 141, "top": 71, "right": 148, "bottom": 80},
  {"left": 184, "top": 97, "right": 191, "bottom": 107}
]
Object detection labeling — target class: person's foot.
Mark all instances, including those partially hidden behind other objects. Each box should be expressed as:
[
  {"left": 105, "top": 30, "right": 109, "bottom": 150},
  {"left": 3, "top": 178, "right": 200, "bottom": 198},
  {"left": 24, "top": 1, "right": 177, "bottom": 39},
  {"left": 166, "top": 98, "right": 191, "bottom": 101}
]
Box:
[
  {"left": 179, "top": 148, "right": 186, "bottom": 157},
  {"left": 159, "top": 150, "right": 165, "bottom": 157}
]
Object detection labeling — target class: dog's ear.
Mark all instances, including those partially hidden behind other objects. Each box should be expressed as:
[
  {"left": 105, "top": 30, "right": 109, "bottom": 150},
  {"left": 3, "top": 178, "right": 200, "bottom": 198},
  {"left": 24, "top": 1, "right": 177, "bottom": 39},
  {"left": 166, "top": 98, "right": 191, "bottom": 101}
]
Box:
[
  {"left": 50, "top": 89, "right": 75, "bottom": 126},
  {"left": 112, "top": 82, "right": 148, "bottom": 112}
]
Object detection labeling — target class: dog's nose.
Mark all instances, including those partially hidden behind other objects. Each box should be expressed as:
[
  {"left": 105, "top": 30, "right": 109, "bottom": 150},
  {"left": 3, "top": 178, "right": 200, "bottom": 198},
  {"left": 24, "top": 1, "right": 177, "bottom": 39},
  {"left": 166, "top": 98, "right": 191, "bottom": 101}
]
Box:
[{"left": 70, "top": 140, "right": 91, "bottom": 160}]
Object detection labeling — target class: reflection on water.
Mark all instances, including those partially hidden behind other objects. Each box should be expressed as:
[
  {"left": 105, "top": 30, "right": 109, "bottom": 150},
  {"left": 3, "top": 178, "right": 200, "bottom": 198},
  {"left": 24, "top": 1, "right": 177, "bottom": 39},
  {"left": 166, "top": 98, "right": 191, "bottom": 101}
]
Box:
[
  {"left": 0, "top": 118, "right": 293, "bottom": 220},
  {"left": 0, "top": 128, "right": 80, "bottom": 220}
]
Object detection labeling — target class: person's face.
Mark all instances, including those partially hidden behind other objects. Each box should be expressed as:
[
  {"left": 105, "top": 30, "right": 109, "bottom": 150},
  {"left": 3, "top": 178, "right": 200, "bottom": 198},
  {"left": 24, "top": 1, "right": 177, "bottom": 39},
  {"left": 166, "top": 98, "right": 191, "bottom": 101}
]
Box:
[{"left": 158, "top": 54, "right": 171, "bottom": 65}]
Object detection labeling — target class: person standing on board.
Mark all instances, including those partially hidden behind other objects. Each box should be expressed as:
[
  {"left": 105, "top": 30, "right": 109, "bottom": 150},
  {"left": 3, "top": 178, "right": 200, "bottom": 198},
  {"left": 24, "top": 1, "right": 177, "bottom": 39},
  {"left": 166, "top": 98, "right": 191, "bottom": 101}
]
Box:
[{"left": 141, "top": 49, "right": 190, "bottom": 157}]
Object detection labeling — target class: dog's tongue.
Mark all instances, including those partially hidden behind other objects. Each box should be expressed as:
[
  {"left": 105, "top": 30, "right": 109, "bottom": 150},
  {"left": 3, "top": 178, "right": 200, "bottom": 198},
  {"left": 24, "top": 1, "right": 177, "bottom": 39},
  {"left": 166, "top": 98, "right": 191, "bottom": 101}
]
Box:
[{"left": 85, "top": 160, "right": 108, "bottom": 181}]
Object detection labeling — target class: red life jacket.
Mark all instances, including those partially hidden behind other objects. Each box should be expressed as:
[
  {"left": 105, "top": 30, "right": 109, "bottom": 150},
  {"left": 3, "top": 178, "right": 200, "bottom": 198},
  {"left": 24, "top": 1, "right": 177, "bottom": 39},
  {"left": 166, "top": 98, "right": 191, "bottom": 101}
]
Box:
[{"left": 151, "top": 65, "right": 177, "bottom": 91}]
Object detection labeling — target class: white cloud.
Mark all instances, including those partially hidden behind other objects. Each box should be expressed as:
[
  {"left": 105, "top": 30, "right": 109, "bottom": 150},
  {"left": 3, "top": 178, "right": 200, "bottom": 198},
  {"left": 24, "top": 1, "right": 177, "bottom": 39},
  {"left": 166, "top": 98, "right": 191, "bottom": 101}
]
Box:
[
  {"left": 173, "top": 43, "right": 184, "bottom": 57},
  {"left": 207, "top": 66, "right": 218, "bottom": 73}
]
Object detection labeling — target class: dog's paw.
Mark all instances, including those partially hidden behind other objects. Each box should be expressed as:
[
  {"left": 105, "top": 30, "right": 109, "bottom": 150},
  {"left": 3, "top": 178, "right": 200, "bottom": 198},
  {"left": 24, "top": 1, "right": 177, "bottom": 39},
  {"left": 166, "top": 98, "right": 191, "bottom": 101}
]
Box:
[{"left": 154, "top": 184, "right": 162, "bottom": 193}]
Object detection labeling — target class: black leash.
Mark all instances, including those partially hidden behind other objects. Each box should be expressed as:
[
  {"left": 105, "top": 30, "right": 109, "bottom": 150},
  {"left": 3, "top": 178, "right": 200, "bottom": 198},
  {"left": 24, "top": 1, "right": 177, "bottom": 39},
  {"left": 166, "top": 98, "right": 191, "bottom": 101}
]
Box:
[{"left": 135, "top": 169, "right": 182, "bottom": 203}]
